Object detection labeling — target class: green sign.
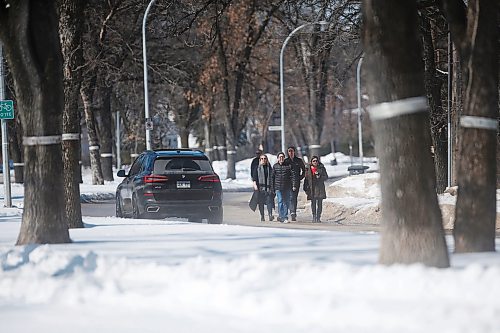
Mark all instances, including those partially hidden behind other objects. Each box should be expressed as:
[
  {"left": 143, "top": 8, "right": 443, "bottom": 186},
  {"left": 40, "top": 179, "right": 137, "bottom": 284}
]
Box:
[{"left": 0, "top": 100, "right": 14, "bottom": 119}]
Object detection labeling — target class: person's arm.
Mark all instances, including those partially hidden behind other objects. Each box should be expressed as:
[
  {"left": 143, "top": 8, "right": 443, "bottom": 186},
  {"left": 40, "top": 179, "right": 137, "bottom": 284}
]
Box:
[
  {"left": 291, "top": 165, "right": 298, "bottom": 191},
  {"left": 320, "top": 165, "right": 328, "bottom": 181},
  {"left": 299, "top": 159, "right": 306, "bottom": 180},
  {"left": 271, "top": 165, "right": 276, "bottom": 193}
]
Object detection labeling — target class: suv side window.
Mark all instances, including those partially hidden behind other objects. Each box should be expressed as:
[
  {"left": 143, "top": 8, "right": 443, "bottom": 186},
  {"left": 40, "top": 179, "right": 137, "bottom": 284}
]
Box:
[{"left": 129, "top": 155, "right": 144, "bottom": 176}]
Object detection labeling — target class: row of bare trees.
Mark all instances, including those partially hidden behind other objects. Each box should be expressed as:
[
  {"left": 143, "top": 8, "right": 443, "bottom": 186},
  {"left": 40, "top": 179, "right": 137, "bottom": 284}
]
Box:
[{"left": 363, "top": 0, "right": 498, "bottom": 267}]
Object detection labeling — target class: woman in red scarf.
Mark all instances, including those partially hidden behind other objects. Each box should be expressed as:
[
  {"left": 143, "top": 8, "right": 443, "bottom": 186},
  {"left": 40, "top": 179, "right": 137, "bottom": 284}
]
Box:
[{"left": 303, "top": 156, "right": 328, "bottom": 222}]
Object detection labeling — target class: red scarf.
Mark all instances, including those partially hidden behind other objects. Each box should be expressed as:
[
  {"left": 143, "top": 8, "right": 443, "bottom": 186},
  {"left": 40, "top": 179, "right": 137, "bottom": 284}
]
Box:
[{"left": 311, "top": 165, "right": 318, "bottom": 175}]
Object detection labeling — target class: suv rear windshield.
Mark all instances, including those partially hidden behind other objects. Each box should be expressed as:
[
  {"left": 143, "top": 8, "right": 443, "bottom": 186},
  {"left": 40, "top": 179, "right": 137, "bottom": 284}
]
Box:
[{"left": 153, "top": 157, "right": 213, "bottom": 174}]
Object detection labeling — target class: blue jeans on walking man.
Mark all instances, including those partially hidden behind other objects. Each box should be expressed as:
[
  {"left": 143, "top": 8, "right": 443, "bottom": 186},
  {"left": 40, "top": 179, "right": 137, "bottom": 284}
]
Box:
[{"left": 276, "top": 189, "right": 291, "bottom": 221}]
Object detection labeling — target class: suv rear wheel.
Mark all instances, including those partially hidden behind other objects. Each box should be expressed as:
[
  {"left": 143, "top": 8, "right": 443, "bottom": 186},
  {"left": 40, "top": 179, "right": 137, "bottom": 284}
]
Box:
[{"left": 132, "top": 196, "right": 143, "bottom": 219}]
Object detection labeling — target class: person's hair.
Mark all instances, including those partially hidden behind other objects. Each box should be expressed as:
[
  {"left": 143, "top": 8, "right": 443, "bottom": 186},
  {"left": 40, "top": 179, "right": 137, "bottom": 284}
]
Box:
[
  {"left": 277, "top": 152, "right": 285, "bottom": 159},
  {"left": 287, "top": 146, "right": 296, "bottom": 152},
  {"left": 311, "top": 155, "right": 319, "bottom": 162}
]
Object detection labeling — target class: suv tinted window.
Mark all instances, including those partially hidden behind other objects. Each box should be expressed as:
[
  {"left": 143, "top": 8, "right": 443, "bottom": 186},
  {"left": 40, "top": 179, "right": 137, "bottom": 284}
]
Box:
[{"left": 153, "top": 157, "right": 213, "bottom": 174}]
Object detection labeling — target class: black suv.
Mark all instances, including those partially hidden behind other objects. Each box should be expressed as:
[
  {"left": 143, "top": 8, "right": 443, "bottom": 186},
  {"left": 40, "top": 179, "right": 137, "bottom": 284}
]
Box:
[{"left": 116, "top": 149, "right": 223, "bottom": 223}]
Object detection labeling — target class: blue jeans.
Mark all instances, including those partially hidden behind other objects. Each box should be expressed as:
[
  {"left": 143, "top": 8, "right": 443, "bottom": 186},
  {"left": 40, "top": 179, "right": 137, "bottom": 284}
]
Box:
[{"left": 276, "top": 189, "right": 291, "bottom": 220}]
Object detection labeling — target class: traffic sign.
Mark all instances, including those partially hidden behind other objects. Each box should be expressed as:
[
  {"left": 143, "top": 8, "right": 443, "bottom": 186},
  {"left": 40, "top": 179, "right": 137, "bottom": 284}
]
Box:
[
  {"left": 0, "top": 100, "right": 14, "bottom": 119},
  {"left": 145, "top": 118, "right": 153, "bottom": 130}
]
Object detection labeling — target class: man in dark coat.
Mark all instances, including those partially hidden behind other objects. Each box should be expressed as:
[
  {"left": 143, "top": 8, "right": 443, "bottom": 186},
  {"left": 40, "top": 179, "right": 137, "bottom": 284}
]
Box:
[
  {"left": 250, "top": 149, "right": 262, "bottom": 180},
  {"left": 272, "top": 152, "right": 298, "bottom": 223},
  {"left": 284, "top": 146, "right": 305, "bottom": 221}
]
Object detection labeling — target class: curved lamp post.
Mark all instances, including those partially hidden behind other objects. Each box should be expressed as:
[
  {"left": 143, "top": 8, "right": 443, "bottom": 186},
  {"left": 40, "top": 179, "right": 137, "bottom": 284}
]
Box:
[
  {"left": 279, "top": 21, "right": 328, "bottom": 153},
  {"left": 142, "top": 0, "right": 157, "bottom": 150}
]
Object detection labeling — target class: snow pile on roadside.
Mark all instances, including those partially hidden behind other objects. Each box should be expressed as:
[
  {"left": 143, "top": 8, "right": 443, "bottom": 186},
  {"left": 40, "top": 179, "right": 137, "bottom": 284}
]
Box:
[{"left": 321, "top": 173, "right": 500, "bottom": 229}]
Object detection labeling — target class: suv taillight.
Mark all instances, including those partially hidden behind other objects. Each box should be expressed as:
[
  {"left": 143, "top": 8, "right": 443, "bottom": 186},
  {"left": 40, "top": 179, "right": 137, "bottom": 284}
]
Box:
[
  {"left": 144, "top": 174, "right": 168, "bottom": 183},
  {"left": 198, "top": 175, "right": 220, "bottom": 182}
]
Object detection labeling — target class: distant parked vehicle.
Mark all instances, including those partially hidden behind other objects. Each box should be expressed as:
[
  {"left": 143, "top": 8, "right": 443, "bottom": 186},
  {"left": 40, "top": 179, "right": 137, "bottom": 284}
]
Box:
[
  {"left": 0, "top": 160, "right": 14, "bottom": 173},
  {"left": 115, "top": 149, "right": 223, "bottom": 223}
]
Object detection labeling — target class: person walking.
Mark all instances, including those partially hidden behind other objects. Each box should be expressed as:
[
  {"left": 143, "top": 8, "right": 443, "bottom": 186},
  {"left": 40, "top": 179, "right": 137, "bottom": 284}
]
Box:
[
  {"left": 272, "top": 152, "right": 297, "bottom": 223},
  {"left": 252, "top": 154, "right": 274, "bottom": 221},
  {"left": 284, "top": 146, "right": 305, "bottom": 221},
  {"left": 250, "top": 149, "right": 262, "bottom": 181},
  {"left": 303, "top": 156, "right": 328, "bottom": 222}
]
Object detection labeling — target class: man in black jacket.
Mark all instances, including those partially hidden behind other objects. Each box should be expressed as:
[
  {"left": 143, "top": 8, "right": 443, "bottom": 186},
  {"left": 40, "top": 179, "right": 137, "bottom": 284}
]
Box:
[
  {"left": 272, "top": 152, "right": 297, "bottom": 223},
  {"left": 250, "top": 149, "right": 262, "bottom": 180},
  {"left": 284, "top": 146, "right": 305, "bottom": 221}
]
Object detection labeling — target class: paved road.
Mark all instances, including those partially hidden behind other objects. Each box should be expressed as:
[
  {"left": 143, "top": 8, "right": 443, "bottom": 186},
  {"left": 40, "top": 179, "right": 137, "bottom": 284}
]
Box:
[{"left": 81, "top": 191, "right": 380, "bottom": 233}]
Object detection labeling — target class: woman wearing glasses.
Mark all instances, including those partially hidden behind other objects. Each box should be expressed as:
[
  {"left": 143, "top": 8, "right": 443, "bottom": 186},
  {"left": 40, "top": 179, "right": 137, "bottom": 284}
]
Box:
[
  {"left": 252, "top": 154, "right": 275, "bottom": 221},
  {"left": 303, "top": 156, "right": 328, "bottom": 222}
]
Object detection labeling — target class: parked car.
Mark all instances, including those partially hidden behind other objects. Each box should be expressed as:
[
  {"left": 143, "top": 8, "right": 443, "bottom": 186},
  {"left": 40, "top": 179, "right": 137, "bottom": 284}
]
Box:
[
  {"left": 116, "top": 149, "right": 223, "bottom": 223},
  {"left": 0, "top": 160, "right": 14, "bottom": 173}
]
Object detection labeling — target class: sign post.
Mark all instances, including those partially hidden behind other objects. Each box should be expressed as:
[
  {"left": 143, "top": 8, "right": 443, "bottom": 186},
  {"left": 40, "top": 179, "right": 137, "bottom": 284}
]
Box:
[{"left": 0, "top": 44, "right": 12, "bottom": 207}]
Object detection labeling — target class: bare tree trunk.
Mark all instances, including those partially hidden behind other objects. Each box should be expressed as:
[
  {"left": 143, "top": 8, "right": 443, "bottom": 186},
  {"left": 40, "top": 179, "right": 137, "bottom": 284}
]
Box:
[
  {"left": 420, "top": 13, "right": 448, "bottom": 193},
  {"left": 59, "top": 0, "right": 85, "bottom": 228},
  {"left": 179, "top": 127, "right": 189, "bottom": 148},
  {"left": 441, "top": 0, "right": 499, "bottom": 252},
  {"left": 81, "top": 78, "right": 104, "bottom": 185},
  {"left": 98, "top": 87, "right": 113, "bottom": 181},
  {"left": 362, "top": 0, "right": 449, "bottom": 267},
  {"left": 0, "top": 0, "right": 70, "bottom": 244}
]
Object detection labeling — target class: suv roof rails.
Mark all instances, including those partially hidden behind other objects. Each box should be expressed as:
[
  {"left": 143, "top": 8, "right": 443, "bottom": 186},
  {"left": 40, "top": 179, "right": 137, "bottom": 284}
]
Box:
[{"left": 153, "top": 148, "right": 205, "bottom": 155}]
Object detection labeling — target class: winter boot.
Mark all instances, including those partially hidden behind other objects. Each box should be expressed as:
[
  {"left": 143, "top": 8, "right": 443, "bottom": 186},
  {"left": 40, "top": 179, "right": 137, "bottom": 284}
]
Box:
[
  {"left": 269, "top": 215, "right": 274, "bottom": 221},
  {"left": 291, "top": 213, "right": 297, "bottom": 222},
  {"left": 312, "top": 215, "right": 316, "bottom": 223},
  {"left": 260, "top": 215, "right": 265, "bottom": 222}
]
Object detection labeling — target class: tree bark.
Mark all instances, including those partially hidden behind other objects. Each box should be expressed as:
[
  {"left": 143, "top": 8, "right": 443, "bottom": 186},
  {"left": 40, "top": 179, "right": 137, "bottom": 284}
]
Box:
[
  {"left": 420, "top": 13, "right": 448, "bottom": 193},
  {"left": 81, "top": 77, "right": 104, "bottom": 185},
  {"left": 59, "top": 0, "right": 86, "bottom": 228},
  {"left": 362, "top": 0, "right": 449, "bottom": 267},
  {"left": 0, "top": 0, "right": 70, "bottom": 244},
  {"left": 98, "top": 87, "right": 114, "bottom": 181},
  {"left": 441, "top": 0, "right": 499, "bottom": 252}
]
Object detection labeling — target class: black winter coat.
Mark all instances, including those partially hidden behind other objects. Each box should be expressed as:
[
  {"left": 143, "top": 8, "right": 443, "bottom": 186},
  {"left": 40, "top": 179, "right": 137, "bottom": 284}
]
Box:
[
  {"left": 303, "top": 163, "right": 328, "bottom": 200},
  {"left": 284, "top": 156, "right": 306, "bottom": 181},
  {"left": 272, "top": 162, "right": 297, "bottom": 191}
]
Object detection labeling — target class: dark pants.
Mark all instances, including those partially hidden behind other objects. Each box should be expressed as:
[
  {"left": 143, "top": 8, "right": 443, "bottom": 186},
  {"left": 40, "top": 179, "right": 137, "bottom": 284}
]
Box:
[
  {"left": 258, "top": 191, "right": 273, "bottom": 217},
  {"left": 311, "top": 199, "right": 323, "bottom": 219},
  {"left": 290, "top": 189, "right": 299, "bottom": 216}
]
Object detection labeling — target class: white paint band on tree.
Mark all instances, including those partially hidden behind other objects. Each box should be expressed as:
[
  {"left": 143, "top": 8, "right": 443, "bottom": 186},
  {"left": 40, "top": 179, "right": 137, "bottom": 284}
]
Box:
[
  {"left": 89, "top": 145, "right": 100, "bottom": 151},
  {"left": 460, "top": 116, "right": 498, "bottom": 131},
  {"left": 227, "top": 150, "right": 237, "bottom": 154},
  {"left": 367, "top": 96, "right": 428, "bottom": 120},
  {"left": 23, "top": 135, "right": 62, "bottom": 146},
  {"left": 13, "top": 163, "right": 24, "bottom": 166},
  {"left": 309, "top": 144, "right": 321, "bottom": 149},
  {"left": 62, "top": 133, "right": 80, "bottom": 141},
  {"left": 100, "top": 153, "right": 113, "bottom": 158}
]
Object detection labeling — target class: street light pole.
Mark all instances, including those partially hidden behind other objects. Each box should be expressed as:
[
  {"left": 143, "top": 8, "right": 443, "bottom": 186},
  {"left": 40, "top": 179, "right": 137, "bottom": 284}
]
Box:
[
  {"left": 142, "top": 0, "right": 156, "bottom": 151},
  {"left": 279, "top": 21, "right": 328, "bottom": 153},
  {"left": 447, "top": 32, "right": 452, "bottom": 188},
  {"left": 356, "top": 56, "right": 364, "bottom": 166}
]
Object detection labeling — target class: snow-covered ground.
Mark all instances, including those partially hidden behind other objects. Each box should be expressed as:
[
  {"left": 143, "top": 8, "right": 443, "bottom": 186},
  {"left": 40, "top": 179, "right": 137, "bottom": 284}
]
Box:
[{"left": 0, "top": 154, "right": 499, "bottom": 333}]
